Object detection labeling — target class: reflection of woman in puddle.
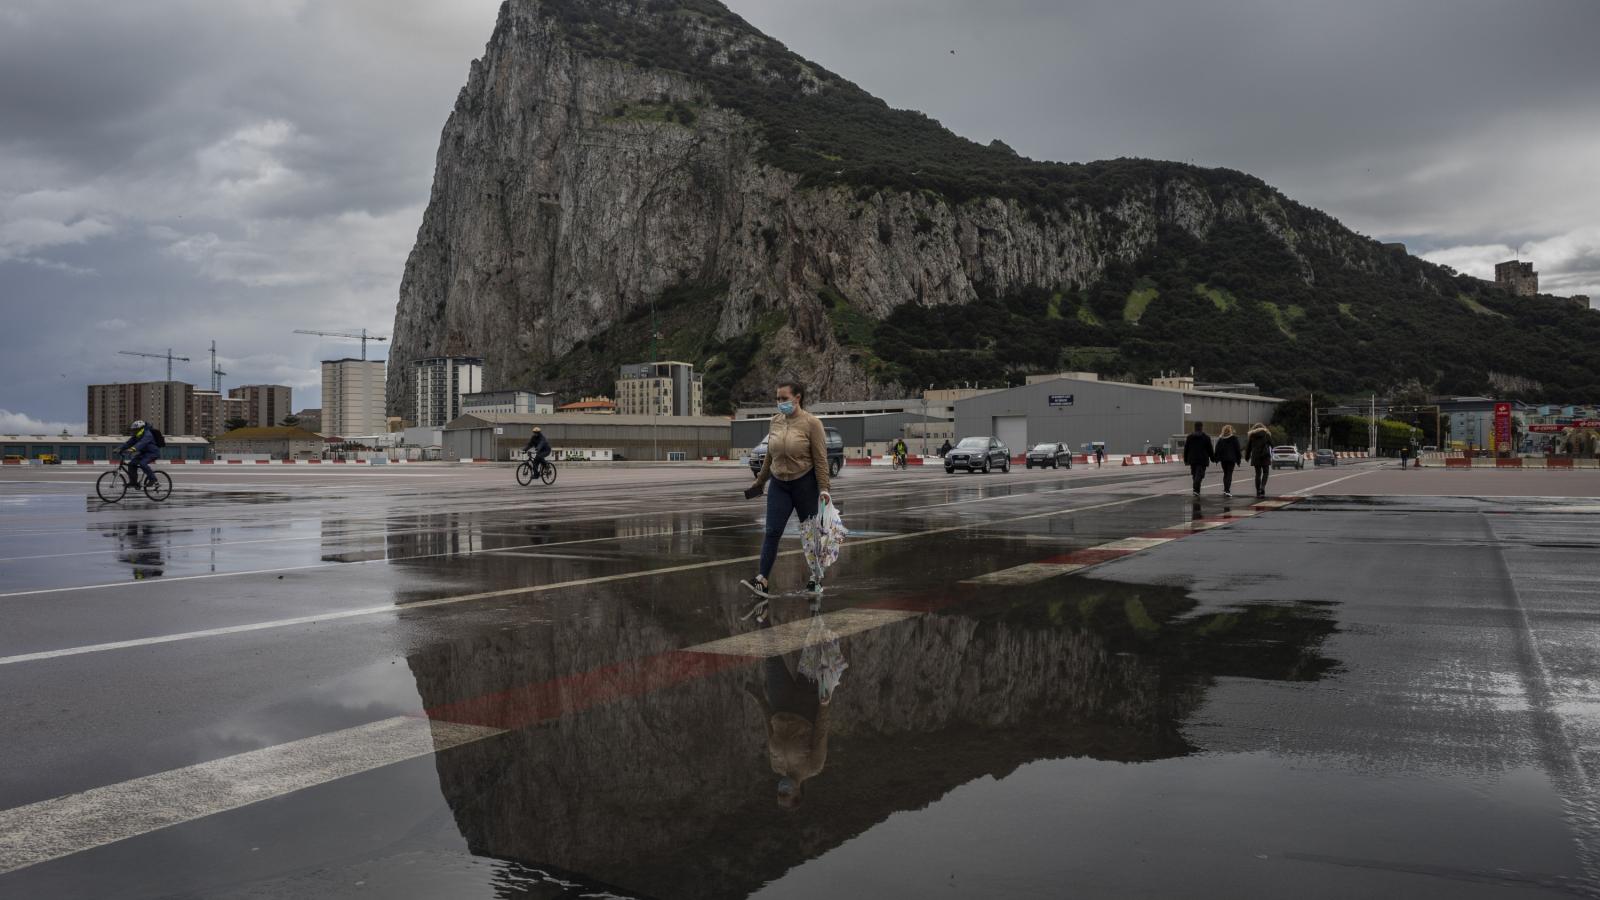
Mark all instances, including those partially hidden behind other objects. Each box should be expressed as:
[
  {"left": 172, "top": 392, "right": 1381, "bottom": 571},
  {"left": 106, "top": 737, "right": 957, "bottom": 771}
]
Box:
[{"left": 745, "top": 609, "right": 832, "bottom": 809}]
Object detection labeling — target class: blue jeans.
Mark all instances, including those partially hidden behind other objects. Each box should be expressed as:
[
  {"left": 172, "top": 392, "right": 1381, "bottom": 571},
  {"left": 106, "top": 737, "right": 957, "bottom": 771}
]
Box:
[{"left": 760, "top": 469, "right": 819, "bottom": 579}]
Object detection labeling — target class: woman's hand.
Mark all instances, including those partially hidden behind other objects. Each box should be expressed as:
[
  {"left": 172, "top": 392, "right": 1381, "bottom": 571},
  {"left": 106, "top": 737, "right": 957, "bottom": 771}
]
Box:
[
  {"left": 820, "top": 490, "right": 831, "bottom": 505},
  {"left": 744, "top": 484, "right": 763, "bottom": 499}
]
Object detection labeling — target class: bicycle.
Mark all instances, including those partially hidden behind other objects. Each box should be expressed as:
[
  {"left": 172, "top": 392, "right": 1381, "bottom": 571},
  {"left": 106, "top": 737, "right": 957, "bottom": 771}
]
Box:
[
  {"left": 97, "top": 454, "right": 173, "bottom": 503},
  {"left": 515, "top": 451, "right": 558, "bottom": 486},
  {"left": 891, "top": 453, "right": 909, "bottom": 471}
]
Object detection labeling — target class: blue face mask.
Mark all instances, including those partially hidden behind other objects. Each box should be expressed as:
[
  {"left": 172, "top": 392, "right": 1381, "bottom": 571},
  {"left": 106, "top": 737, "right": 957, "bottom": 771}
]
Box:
[{"left": 777, "top": 401, "right": 796, "bottom": 416}]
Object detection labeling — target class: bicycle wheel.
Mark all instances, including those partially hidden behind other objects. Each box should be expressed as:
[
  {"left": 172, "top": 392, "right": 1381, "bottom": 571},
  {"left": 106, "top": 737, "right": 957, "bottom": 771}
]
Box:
[
  {"left": 516, "top": 461, "right": 535, "bottom": 486},
  {"left": 143, "top": 471, "right": 173, "bottom": 502},
  {"left": 540, "top": 461, "right": 558, "bottom": 485},
  {"left": 95, "top": 469, "right": 128, "bottom": 503}
]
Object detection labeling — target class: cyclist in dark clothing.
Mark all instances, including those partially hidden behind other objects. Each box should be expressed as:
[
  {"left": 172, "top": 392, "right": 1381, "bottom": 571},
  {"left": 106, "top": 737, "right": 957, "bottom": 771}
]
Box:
[
  {"left": 522, "top": 426, "right": 551, "bottom": 472},
  {"left": 118, "top": 420, "right": 159, "bottom": 488},
  {"left": 1183, "top": 422, "right": 1214, "bottom": 497}
]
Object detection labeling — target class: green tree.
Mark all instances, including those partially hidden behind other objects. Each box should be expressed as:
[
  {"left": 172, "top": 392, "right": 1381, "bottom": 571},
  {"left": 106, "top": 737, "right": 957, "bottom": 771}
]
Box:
[
  {"left": 280, "top": 415, "right": 301, "bottom": 427},
  {"left": 223, "top": 417, "right": 249, "bottom": 432}
]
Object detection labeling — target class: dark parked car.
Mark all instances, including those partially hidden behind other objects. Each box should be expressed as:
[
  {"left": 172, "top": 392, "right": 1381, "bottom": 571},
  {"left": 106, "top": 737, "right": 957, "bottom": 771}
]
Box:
[
  {"left": 945, "top": 436, "right": 1011, "bottom": 474},
  {"left": 1313, "top": 449, "right": 1337, "bottom": 467},
  {"left": 1025, "top": 442, "right": 1072, "bottom": 469},
  {"left": 748, "top": 427, "right": 845, "bottom": 478}
]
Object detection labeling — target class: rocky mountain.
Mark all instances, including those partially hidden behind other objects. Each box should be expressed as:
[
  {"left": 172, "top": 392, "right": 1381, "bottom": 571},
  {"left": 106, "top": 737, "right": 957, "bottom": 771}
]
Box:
[{"left": 389, "top": 0, "right": 1600, "bottom": 414}]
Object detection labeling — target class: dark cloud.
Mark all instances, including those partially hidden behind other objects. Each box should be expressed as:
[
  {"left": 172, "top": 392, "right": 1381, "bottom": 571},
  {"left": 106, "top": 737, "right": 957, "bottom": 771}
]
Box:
[{"left": 4, "top": 0, "right": 1598, "bottom": 427}]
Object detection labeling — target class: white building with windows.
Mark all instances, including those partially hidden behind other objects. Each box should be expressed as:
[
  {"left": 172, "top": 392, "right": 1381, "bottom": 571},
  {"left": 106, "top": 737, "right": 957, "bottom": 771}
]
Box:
[
  {"left": 412, "top": 357, "right": 483, "bottom": 428},
  {"left": 461, "top": 389, "right": 555, "bottom": 417},
  {"left": 322, "top": 358, "right": 388, "bottom": 437}
]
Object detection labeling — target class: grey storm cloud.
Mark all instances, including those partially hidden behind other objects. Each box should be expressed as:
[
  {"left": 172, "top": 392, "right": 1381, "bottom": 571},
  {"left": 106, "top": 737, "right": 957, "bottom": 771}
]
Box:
[{"left": 3, "top": 0, "right": 1598, "bottom": 428}]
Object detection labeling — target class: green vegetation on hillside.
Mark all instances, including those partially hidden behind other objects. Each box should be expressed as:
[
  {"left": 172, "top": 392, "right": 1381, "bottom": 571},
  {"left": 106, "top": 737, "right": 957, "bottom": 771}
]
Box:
[
  {"left": 1197, "top": 284, "right": 1237, "bottom": 311},
  {"left": 1456, "top": 293, "right": 1507, "bottom": 318},
  {"left": 1123, "top": 282, "right": 1159, "bottom": 323},
  {"left": 863, "top": 218, "right": 1600, "bottom": 399}
]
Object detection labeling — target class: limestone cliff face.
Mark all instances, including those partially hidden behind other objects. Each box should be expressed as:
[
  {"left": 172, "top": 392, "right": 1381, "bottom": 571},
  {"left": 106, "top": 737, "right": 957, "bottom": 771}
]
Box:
[{"left": 388, "top": 0, "right": 1379, "bottom": 412}]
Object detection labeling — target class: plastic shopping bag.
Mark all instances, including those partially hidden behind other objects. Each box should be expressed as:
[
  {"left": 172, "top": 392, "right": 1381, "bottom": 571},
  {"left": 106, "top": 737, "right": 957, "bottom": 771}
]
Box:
[
  {"left": 801, "top": 497, "right": 848, "bottom": 584},
  {"left": 798, "top": 613, "right": 848, "bottom": 701}
]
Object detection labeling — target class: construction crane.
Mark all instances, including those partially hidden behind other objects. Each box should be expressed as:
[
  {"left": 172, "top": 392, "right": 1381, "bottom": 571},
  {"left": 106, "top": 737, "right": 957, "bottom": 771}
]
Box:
[
  {"left": 293, "top": 328, "right": 388, "bottom": 360},
  {"left": 209, "top": 340, "right": 226, "bottom": 393},
  {"left": 119, "top": 348, "right": 191, "bottom": 382}
]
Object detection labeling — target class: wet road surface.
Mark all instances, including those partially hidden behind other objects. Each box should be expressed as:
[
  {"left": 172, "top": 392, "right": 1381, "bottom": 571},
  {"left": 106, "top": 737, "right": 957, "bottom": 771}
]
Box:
[{"left": 2, "top": 461, "right": 1598, "bottom": 898}]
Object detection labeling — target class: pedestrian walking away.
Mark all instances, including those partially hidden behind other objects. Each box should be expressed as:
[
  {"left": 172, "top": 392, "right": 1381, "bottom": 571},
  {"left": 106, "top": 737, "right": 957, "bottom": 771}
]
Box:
[
  {"left": 938, "top": 439, "right": 952, "bottom": 458},
  {"left": 1094, "top": 445, "right": 1104, "bottom": 468},
  {"left": 743, "top": 381, "right": 832, "bottom": 599},
  {"left": 1214, "top": 425, "right": 1242, "bottom": 497},
  {"left": 1245, "top": 423, "right": 1273, "bottom": 499},
  {"left": 1183, "top": 422, "right": 1214, "bottom": 497}
]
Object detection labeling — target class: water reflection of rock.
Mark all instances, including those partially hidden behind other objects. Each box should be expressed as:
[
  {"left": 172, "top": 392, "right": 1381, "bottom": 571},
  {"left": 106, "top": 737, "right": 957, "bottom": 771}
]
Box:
[{"left": 407, "top": 577, "right": 1338, "bottom": 899}]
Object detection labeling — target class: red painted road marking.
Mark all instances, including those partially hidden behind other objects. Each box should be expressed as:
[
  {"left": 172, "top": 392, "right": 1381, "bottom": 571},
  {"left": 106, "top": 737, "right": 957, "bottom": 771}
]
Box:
[{"left": 421, "top": 650, "right": 754, "bottom": 731}]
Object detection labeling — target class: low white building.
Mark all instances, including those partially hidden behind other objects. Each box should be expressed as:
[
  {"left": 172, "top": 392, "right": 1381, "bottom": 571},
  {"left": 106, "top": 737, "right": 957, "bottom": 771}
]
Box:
[{"left": 461, "top": 390, "right": 555, "bottom": 416}]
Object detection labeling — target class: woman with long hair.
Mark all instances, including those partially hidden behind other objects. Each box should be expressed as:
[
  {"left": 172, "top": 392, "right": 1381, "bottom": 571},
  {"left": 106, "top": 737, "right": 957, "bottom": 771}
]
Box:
[{"left": 1214, "top": 424, "right": 1243, "bottom": 498}]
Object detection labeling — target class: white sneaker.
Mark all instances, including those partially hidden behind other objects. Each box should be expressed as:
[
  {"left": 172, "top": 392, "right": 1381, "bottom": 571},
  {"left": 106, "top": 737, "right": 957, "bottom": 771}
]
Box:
[{"left": 740, "top": 576, "right": 772, "bottom": 600}]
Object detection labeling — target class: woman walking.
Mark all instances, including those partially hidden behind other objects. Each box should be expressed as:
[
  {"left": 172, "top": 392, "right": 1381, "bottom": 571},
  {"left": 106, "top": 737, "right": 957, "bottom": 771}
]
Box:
[
  {"left": 1245, "top": 423, "right": 1273, "bottom": 499},
  {"left": 1214, "top": 425, "right": 1242, "bottom": 498},
  {"left": 744, "top": 381, "right": 831, "bottom": 598}
]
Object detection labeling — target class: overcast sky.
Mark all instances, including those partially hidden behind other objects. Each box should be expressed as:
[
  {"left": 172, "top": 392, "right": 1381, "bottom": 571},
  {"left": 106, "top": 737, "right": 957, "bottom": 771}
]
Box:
[{"left": 2, "top": 0, "right": 1596, "bottom": 431}]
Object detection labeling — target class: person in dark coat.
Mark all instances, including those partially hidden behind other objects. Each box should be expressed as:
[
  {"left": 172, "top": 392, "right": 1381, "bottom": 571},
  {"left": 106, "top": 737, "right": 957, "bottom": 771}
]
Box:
[
  {"left": 938, "top": 439, "right": 952, "bottom": 458},
  {"left": 1183, "top": 422, "right": 1214, "bottom": 496},
  {"left": 1244, "top": 423, "right": 1273, "bottom": 499},
  {"left": 1213, "top": 425, "right": 1243, "bottom": 497}
]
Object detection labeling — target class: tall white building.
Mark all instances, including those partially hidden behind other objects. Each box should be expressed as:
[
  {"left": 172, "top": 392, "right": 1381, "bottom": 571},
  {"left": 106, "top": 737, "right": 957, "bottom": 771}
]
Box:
[
  {"left": 321, "top": 358, "right": 388, "bottom": 437},
  {"left": 616, "top": 361, "right": 703, "bottom": 417},
  {"left": 411, "top": 357, "right": 483, "bottom": 427}
]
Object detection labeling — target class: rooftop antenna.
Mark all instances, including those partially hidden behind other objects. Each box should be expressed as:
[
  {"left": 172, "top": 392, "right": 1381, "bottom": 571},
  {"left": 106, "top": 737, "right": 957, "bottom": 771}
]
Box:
[{"left": 118, "top": 348, "right": 191, "bottom": 382}]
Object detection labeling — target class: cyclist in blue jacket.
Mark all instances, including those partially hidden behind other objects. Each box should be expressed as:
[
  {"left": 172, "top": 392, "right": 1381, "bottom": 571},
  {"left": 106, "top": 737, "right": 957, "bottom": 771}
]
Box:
[{"left": 118, "top": 420, "right": 159, "bottom": 488}]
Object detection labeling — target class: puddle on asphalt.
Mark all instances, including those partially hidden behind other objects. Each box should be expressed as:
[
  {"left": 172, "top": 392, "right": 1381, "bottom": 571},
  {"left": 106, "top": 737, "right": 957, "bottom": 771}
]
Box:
[{"left": 389, "top": 578, "right": 1363, "bottom": 899}]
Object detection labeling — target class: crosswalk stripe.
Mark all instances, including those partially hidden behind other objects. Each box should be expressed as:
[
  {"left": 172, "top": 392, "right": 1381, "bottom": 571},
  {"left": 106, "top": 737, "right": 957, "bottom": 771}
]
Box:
[{"left": 0, "top": 717, "right": 503, "bottom": 876}]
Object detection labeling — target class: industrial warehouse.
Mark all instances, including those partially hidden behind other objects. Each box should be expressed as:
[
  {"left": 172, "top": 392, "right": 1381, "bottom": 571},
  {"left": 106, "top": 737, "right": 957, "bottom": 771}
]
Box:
[{"left": 954, "top": 375, "right": 1282, "bottom": 455}]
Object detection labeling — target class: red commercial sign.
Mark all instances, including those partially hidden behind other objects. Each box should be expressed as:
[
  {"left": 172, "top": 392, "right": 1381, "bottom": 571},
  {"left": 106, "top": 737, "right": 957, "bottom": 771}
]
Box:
[{"left": 1494, "top": 403, "right": 1513, "bottom": 452}]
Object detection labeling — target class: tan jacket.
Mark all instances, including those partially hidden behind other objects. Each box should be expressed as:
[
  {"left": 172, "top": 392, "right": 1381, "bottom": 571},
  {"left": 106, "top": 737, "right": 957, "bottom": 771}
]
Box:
[
  {"left": 754, "top": 409, "right": 831, "bottom": 493},
  {"left": 767, "top": 704, "right": 830, "bottom": 782}
]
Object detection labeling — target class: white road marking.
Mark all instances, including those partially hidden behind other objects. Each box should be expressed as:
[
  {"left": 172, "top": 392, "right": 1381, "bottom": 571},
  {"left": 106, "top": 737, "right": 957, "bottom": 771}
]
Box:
[
  {"left": 685, "top": 608, "right": 920, "bottom": 656},
  {"left": 1095, "top": 536, "right": 1173, "bottom": 552},
  {"left": 0, "top": 716, "right": 504, "bottom": 876},
  {"left": 961, "top": 562, "right": 1085, "bottom": 586},
  {"left": 1291, "top": 468, "right": 1381, "bottom": 495}
]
